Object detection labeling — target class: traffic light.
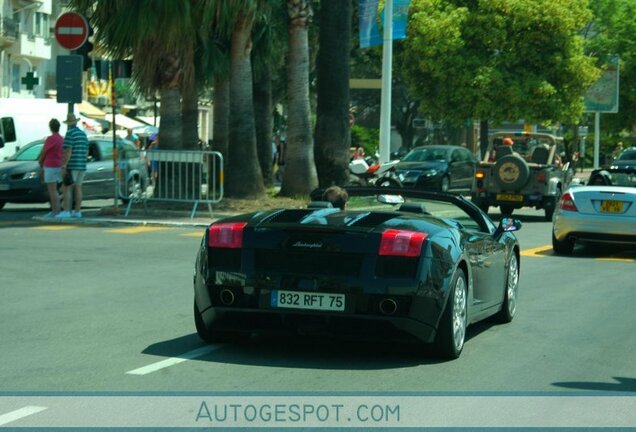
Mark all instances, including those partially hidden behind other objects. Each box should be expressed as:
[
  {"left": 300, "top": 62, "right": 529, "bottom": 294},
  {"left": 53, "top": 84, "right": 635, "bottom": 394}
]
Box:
[{"left": 72, "top": 25, "right": 94, "bottom": 71}]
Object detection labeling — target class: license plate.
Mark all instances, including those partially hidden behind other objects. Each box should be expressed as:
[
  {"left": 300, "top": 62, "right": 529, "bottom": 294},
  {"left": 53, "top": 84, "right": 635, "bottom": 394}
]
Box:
[
  {"left": 0, "top": 183, "right": 9, "bottom": 191},
  {"left": 271, "top": 290, "right": 345, "bottom": 312},
  {"left": 496, "top": 193, "right": 523, "bottom": 202},
  {"left": 600, "top": 200, "right": 623, "bottom": 213}
]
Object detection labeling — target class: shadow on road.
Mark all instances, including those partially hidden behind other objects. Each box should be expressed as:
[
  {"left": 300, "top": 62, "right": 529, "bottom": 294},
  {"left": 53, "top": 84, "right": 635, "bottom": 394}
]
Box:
[
  {"left": 139, "top": 330, "right": 487, "bottom": 370},
  {"left": 552, "top": 377, "right": 636, "bottom": 392}
]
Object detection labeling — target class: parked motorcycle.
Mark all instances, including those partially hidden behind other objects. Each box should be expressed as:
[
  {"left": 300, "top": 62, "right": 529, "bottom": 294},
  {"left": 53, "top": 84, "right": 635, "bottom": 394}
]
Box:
[{"left": 348, "top": 158, "right": 403, "bottom": 187}]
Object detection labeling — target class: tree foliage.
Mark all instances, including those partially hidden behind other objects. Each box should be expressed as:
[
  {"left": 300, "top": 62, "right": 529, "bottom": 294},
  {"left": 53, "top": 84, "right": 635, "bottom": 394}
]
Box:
[
  {"left": 402, "top": 0, "right": 599, "bottom": 126},
  {"left": 585, "top": 0, "right": 636, "bottom": 138}
]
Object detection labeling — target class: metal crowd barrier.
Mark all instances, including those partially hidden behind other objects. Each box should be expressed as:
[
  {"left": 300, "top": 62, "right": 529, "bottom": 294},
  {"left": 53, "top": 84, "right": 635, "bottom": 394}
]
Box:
[{"left": 118, "top": 149, "right": 224, "bottom": 219}]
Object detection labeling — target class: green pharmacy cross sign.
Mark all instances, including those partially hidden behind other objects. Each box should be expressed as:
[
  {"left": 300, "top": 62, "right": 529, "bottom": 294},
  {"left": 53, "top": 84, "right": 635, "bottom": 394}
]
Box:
[{"left": 21, "top": 71, "right": 39, "bottom": 90}]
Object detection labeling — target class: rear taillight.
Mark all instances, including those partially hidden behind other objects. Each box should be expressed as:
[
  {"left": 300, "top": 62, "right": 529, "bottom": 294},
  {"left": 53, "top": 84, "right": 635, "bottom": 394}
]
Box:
[
  {"left": 379, "top": 229, "right": 427, "bottom": 257},
  {"left": 208, "top": 222, "right": 247, "bottom": 248},
  {"left": 559, "top": 192, "right": 578, "bottom": 212},
  {"left": 535, "top": 172, "right": 546, "bottom": 183}
]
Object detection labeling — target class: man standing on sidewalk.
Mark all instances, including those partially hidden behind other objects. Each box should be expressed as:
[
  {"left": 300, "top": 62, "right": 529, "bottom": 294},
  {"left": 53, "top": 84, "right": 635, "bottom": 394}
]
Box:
[{"left": 59, "top": 113, "right": 88, "bottom": 218}]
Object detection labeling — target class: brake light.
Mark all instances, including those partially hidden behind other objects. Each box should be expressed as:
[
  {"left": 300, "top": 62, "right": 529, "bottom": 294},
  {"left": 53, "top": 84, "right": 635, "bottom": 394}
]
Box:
[
  {"left": 379, "top": 229, "right": 427, "bottom": 257},
  {"left": 475, "top": 170, "right": 485, "bottom": 180},
  {"left": 208, "top": 222, "right": 247, "bottom": 248},
  {"left": 559, "top": 193, "right": 577, "bottom": 212},
  {"left": 535, "top": 172, "right": 546, "bottom": 183}
]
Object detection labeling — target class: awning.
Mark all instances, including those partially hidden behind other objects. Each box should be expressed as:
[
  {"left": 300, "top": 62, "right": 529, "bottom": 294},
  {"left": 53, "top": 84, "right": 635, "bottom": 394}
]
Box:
[
  {"left": 78, "top": 100, "right": 106, "bottom": 119},
  {"left": 113, "top": 114, "right": 145, "bottom": 130}
]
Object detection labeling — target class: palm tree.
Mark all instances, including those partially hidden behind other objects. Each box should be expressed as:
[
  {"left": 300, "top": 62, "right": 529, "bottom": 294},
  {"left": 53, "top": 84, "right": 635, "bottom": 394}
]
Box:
[
  {"left": 280, "top": 0, "right": 319, "bottom": 196},
  {"left": 252, "top": 1, "right": 287, "bottom": 187},
  {"left": 73, "top": 0, "right": 205, "bottom": 150},
  {"left": 217, "top": 1, "right": 266, "bottom": 198},
  {"left": 314, "top": 0, "right": 352, "bottom": 187}
]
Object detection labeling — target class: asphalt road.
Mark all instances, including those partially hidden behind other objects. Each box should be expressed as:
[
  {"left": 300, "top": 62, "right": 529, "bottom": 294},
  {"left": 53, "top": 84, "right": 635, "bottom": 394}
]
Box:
[{"left": 0, "top": 205, "right": 635, "bottom": 395}]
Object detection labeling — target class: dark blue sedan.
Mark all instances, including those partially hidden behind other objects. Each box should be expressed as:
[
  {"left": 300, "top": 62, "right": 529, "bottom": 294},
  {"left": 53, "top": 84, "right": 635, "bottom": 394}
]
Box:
[{"left": 395, "top": 145, "right": 477, "bottom": 192}]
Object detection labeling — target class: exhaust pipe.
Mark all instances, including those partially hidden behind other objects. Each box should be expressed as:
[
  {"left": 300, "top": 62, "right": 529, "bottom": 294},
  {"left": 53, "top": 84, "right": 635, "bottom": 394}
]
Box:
[
  {"left": 379, "top": 298, "right": 398, "bottom": 316},
  {"left": 220, "top": 289, "right": 235, "bottom": 306}
]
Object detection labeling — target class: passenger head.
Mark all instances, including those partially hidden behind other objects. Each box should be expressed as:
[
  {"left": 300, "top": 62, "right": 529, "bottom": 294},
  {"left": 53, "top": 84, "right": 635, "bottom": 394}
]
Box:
[
  {"left": 322, "top": 186, "right": 349, "bottom": 210},
  {"left": 49, "top": 118, "right": 60, "bottom": 133},
  {"left": 503, "top": 138, "right": 514, "bottom": 147}
]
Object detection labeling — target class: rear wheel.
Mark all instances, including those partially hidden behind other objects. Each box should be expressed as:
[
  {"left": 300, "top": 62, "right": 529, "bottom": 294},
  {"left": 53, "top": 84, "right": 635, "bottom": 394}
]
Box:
[
  {"left": 440, "top": 176, "right": 450, "bottom": 193},
  {"left": 500, "top": 205, "right": 514, "bottom": 215},
  {"left": 552, "top": 231, "right": 574, "bottom": 255},
  {"left": 194, "top": 301, "right": 248, "bottom": 343},
  {"left": 348, "top": 175, "right": 365, "bottom": 187},
  {"left": 434, "top": 270, "right": 467, "bottom": 359},
  {"left": 377, "top": 177, "right": 402, "bottom": 188},
  {"left": 544, "top": 188, "right": 561, "bottom": 221},
  {"left": 495, "top": 252, "right": 519, "bottom": 323}
]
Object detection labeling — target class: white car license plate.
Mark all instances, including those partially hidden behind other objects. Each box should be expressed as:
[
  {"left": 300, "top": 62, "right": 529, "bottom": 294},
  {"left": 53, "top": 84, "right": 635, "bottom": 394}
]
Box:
[
  {"left": 0, "top": 183, "right": 9, "bottom": 191},
  {"left": 271, "top": 290, "right": 345, "bottom": 312}
]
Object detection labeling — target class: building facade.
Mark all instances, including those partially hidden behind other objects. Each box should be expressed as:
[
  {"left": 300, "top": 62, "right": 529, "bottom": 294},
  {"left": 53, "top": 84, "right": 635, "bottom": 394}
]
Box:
[{"left": 0, "top": 0, "right": 71, "bottom": 98}]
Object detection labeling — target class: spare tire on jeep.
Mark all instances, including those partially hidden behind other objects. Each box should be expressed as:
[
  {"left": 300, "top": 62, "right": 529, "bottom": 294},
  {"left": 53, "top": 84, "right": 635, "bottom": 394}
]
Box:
[{"left": 494, "top": 154, "right": 530, "bottom": 190}]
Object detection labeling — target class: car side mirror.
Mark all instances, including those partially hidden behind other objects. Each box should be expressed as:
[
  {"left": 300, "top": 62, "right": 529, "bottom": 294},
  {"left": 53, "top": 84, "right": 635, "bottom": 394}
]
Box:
[{"left": 494, "top": 217, "right": 522, "bottom": 239}]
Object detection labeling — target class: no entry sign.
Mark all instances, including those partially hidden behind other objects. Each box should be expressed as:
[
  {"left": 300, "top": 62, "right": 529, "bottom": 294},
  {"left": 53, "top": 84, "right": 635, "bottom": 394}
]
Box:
[{"left": 55, "top": 12, "right": 88, "bottom": 50}]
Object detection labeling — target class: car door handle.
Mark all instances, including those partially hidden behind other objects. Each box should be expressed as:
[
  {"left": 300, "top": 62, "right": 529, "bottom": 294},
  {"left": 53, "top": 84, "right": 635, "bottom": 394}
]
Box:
[{"left": 97, "top": 167, "right": 105, "bottom": 171}]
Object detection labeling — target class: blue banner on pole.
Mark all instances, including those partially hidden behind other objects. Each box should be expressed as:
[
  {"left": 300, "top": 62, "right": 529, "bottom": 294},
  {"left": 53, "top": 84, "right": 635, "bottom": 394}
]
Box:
[{"left": 359, "top": 0, "right": 411, "bottom": 48}]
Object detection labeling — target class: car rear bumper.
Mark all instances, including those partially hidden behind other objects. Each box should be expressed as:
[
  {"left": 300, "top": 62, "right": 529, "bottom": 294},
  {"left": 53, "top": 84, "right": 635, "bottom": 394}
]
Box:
[
  {"left": 553, "top": 210, "right": 636, "bottom": 244},
  {"left": 473, "top": 191, "right": 550, "bottom": 208},
  {"left": 199, "top": 305, "right": 438, "bottom": 343}
]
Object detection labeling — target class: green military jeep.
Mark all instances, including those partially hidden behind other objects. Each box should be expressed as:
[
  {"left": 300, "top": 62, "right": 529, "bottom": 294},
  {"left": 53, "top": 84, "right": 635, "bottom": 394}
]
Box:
[{"left": 471, "top": 132, "right": 574, "bottom": 220}]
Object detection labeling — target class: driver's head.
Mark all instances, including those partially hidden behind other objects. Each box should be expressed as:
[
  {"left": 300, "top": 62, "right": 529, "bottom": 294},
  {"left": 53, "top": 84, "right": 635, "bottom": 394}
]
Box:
[
  {"left": 503, "top": 138, "right": 514, "bottom": 146},
  {"left": 322, "top": 186, "right": 348, "bottom": 210}
]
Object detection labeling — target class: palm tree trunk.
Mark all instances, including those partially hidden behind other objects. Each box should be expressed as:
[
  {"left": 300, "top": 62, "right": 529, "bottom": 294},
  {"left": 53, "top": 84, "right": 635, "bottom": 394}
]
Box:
[
  {"left": 159, "top": 87, "right": 182, "bottom": 149},
  {"left": 280, "top": 0, "right": 318, "bottom": 196},
  {"left": 181, "top": 83, "right": 199, "bottom": 150},
  {"left": 253, "top": 66, "right": 274, "bottom": 187},
  {"left": 212, "top": 75, "right": 230, "bottom": 159},
  {"left": 479, "top": 119, "right": 489, "bottom": 160},
  {"left": 226, "top": 15, "right": 265, "bottom": 198},
  {"left": 314, "top": 0, "right": 351, "bottom": 187}
]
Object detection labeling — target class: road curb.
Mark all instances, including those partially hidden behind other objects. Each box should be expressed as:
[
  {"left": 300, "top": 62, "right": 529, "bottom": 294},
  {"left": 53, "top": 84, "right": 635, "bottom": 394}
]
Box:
[{"left": 31, "top": 216, "right": 212, "bottom": 228}]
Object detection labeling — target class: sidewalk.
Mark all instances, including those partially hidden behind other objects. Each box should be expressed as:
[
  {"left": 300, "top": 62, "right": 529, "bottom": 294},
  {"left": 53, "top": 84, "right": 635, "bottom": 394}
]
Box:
[{"left": 33, "top": 202, "right": 237, "bottom": 228}]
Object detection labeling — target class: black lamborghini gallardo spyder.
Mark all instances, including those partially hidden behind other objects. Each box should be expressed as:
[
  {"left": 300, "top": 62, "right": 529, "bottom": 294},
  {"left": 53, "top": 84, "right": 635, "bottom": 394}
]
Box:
[{"left": 193, "top": 188, "right": 521, "bottom": 359}]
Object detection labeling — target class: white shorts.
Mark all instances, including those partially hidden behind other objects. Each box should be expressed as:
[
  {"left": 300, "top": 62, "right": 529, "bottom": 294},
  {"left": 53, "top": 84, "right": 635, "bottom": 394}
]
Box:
[
  {"left": 71, "top": 170, "right": 85, "bottom": 186},
  {"left": 44, "top": 167, "right": 62, "bottom": 184}
]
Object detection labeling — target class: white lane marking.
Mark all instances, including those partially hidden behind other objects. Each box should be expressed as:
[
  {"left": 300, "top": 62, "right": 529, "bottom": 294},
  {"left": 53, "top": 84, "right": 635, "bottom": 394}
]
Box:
[
  {"left": 0, "top": 406, "right": 47, "bottom": 426},
  {"left": 126, "top": 345, "right": 224, "bottom": 375}
]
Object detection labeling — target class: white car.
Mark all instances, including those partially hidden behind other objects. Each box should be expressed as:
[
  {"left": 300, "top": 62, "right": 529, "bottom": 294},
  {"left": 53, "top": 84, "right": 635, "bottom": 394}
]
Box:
[{"left": 552, "top": 168, "right": 636, "bottom": 254}]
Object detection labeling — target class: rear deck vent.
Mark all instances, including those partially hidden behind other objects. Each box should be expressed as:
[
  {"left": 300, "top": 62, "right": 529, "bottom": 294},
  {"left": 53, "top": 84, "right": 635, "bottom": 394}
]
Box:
[
  {"left": 349, "top": 212, "right": 397, "bottom": 228},
  {"left": 255, "top": 249, "right": 363, "bottom": 276},
  {"left": 268, "top": 209, "right": 314, "bottom": 224}
]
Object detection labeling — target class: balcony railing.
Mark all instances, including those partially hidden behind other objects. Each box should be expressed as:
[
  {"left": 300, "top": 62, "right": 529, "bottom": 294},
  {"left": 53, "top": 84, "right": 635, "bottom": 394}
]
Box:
[{"left": 0, "top": 16, "right": 18, "bottom": 39}]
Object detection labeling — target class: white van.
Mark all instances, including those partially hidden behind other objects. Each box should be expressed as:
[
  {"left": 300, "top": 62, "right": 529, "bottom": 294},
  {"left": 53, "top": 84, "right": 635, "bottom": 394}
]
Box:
[{"left": 0, "top": 98, "right": 79, "bottom": 161}]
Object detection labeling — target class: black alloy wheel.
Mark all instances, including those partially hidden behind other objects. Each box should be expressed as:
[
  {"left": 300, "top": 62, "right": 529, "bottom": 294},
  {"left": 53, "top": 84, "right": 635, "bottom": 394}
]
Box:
[
  {"left": 434, "top": 270, "right": 468, "bottom": 359},
  {"left": 495, "top": 252, "right": 519, "bottom": 323}
]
